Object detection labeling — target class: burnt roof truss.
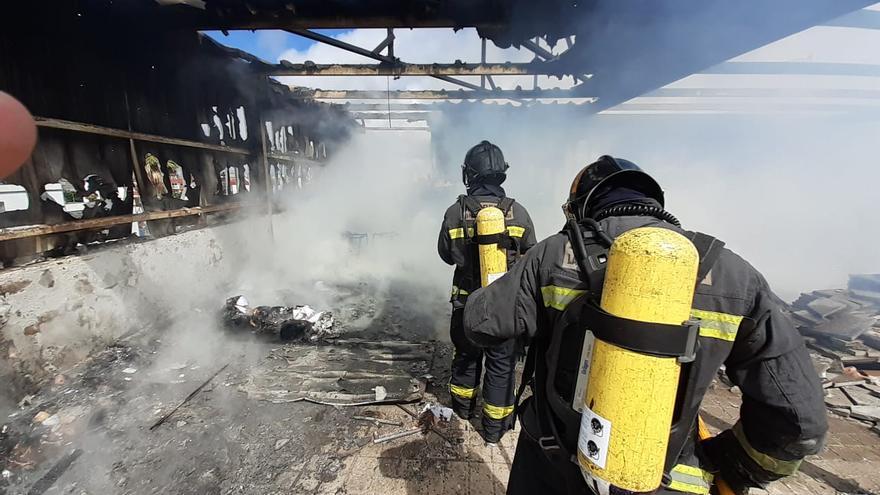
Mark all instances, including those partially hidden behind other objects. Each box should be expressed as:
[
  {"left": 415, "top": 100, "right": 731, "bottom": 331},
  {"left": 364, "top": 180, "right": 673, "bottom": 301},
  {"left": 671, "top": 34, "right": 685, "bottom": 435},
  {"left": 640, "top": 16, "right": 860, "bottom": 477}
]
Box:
[{"left": 276, "top": 29, "right": 596, "bottom": 100}]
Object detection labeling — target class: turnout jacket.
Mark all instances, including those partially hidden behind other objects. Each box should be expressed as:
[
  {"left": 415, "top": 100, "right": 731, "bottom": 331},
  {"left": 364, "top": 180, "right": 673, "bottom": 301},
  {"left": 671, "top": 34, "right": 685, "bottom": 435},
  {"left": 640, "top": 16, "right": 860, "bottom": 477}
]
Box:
[
  {"left": 463, "top": 214, "right": 827, "bottom": 493},
  {"left": 438, "top": 194, "right": 537, "bottom": 307}
]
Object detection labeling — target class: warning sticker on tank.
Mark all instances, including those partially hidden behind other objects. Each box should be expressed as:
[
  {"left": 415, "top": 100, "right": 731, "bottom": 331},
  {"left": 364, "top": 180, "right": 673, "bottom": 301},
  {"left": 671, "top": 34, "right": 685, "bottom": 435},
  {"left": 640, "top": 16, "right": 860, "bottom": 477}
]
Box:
[
  {"left": 571, "top": 330, "right": 595, "bottom": 413},
  {"left": 486, "top": 272, "right": 504, "bottom": 285},
  {"left": 578, "top": 407, "right": 611, "bottom": 470}
]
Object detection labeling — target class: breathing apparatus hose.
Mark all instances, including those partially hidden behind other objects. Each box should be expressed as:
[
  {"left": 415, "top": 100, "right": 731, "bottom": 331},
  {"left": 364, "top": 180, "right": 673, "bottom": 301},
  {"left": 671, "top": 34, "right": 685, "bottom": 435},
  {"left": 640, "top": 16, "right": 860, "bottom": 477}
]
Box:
[{"left": 594, "top": 204, "right": 681, "bottom": 227}]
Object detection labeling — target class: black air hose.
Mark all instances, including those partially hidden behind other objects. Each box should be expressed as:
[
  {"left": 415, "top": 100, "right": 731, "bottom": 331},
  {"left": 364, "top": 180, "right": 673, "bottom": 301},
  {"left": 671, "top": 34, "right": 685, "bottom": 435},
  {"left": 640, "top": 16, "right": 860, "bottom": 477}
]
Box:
[{"left": 594, "top": 204, "right": 681, "bottom": 227}]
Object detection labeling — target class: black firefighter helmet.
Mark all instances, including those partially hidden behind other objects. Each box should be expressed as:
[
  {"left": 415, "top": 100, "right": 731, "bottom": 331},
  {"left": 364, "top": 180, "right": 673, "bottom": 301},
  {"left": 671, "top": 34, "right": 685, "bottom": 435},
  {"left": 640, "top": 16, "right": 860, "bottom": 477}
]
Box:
[
  {"left": 462, "top": 140, "right": 508, "bottom": 186},
  {"left": 564, "top": 155, "right": 664, "bottom": 220}
]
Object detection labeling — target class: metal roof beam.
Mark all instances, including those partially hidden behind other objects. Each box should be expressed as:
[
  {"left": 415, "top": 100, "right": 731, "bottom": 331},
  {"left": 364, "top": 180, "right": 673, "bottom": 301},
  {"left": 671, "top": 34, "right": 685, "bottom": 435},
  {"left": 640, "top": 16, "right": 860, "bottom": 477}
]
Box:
[
  {"left": 520, "top": 38, "right": 591, "bottom": 83},
  {"left": 350, "top": 112, "right": 431, "bottom": 120},
  {"left": 702, "top": 61, "right": 880, "bottom": 77},
  {"left": 604, "top": 102, "right": 878, "bottom": 114},
  {"left": 270, "top": 62, "right": 562, "bottom": 77},
  {"left": 290, "top": 88, "right": 596, "bottom": 100},
  {"left": 823, "top": 9, "right": 880, "bottom": 29},
  {"left": 338, "top": 103, "right": 440, "bottom": 111},
  {"left": 363, "top": 127, "right": 431, "bottom": 132},
  {"left": 647, "top": 87, "right": 880, "bottom": 99},
  {"left": 286, "top": 29, "right": 482, "bottom": 90}
]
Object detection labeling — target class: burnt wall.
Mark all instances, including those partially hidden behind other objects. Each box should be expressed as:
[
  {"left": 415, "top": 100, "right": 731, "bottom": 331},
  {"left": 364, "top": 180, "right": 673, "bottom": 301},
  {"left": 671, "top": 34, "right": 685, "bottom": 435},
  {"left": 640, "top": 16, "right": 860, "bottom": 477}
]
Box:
[{"left": 0, "top": 3, "right": 355, "bottom": 263}]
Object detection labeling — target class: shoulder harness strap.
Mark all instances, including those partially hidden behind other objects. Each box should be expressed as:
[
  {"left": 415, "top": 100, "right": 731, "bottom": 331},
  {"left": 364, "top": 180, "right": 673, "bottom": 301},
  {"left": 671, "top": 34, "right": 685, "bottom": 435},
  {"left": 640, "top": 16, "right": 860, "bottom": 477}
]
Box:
[
  {"left": 497, "top": 197, "right": 515, "bottom": 215},
  {"left": 461, "top": 195, "right": 519, "bottom": 249},
  {"left": 461, "top": 195, "right": 486, "bottom": 216},
  {"left": 687, "top": 231, "right": 725, "bottom": 284}
]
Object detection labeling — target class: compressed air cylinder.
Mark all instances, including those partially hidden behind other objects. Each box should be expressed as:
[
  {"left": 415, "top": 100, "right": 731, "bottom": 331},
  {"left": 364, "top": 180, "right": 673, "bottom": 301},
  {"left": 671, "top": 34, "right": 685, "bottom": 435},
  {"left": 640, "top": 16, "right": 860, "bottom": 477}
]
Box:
[
  {"left": 476, "top": 206, "right": 507, "bottom": 287},
  {"left": 577, "top": 227, "right": 698, "bottom": 493}
]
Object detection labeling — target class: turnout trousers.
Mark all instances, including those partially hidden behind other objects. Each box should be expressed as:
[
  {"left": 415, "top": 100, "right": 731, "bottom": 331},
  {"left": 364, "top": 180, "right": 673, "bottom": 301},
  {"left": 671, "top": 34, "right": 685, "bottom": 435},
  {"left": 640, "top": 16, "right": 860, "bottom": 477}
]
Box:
[{"left": 449, "top": 307, "right": 517, "bottom": 442}]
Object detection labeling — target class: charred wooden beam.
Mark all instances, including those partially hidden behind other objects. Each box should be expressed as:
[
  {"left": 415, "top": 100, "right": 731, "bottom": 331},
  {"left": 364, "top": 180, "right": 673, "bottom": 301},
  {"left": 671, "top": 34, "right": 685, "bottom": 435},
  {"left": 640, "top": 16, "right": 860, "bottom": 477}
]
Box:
[
  {"left": 0, "top": 204, "right": 245, "bottom": 242},
  {"left": 292, "top": 88, "right": 596, "bottom": 100},
  {"left": 34, "top": 117, "right": 250, "bottom": 155},
  {"left": 270, "top": 62, "right": 561, "bottom": 77}
]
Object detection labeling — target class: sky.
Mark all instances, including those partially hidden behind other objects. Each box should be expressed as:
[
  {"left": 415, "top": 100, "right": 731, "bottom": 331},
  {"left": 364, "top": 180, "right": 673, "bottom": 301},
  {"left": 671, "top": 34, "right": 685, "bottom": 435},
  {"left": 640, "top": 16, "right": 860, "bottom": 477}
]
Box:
[{"left": 203, "top": 29, "right": 348, "bottom": 63}]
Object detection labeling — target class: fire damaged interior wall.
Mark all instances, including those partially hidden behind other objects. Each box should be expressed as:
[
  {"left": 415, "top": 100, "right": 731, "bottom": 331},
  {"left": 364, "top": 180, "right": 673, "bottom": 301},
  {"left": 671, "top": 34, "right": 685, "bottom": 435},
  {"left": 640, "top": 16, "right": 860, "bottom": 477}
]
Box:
[{"left": 0, "top": 3, "right": 356, "bottom": 263}]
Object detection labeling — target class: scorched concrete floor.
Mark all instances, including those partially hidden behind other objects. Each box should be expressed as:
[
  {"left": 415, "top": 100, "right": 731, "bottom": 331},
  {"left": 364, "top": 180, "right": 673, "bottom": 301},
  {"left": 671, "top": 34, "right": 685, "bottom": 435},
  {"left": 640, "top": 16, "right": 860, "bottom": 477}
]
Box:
[{"left": 2, "top": 283, "right": 878, "bottom": 495}]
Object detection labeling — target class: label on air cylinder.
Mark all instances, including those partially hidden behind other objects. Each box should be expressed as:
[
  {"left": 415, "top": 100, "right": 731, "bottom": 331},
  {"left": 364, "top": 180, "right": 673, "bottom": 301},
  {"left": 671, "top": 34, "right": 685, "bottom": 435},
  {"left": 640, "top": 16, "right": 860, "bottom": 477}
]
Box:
[
  {"left": 486, "top": 272, "right": 504, "bottom": 285},
  {"left": 571, "top": 330, "right": 595, "bottom": 413},
  {"left": 578, "top": 406, "right": 611, "bottom": 470}
]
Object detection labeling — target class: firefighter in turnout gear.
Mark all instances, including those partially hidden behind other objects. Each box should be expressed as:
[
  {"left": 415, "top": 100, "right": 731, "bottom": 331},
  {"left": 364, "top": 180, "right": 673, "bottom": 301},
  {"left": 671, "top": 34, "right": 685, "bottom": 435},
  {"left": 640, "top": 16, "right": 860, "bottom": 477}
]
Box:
[
  {"left": 438, "top": 140, "right": 537, "bottom": 443},
  {"left": 463, "top": 155, "right": 827, "bottom": 494}
]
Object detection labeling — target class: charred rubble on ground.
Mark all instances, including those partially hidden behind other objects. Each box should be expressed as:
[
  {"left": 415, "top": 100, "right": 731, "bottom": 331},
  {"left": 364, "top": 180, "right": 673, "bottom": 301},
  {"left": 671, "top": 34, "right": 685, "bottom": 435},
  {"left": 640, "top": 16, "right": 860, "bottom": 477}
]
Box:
[{"left": 786, "top": 274, "right": 880, "bottom": 431}]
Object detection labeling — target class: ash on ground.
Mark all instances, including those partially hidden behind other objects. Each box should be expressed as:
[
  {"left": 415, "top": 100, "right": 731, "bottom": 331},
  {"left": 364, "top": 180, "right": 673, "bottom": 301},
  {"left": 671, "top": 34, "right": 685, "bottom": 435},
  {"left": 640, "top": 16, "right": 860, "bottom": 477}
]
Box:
[{"left": 1, "top": 279, "right": 455, "bottom": 495}]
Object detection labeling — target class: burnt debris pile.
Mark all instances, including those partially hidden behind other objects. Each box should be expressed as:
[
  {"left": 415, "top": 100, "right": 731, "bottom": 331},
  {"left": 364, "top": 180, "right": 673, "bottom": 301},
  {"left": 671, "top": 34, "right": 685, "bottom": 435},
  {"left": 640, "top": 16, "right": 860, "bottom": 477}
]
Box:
[
  {"left": 788, "top": 274, "right": 880, "bottom": 428},
  {"left": 223, "top": 295, "right": 338, "bottom": 341}
]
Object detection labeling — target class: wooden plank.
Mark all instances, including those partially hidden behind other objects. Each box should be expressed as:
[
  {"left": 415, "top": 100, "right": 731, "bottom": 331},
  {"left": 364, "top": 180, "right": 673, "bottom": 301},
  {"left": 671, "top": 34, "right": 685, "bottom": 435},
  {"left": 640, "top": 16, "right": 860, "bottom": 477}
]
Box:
[
  {"left": 34, "top": 117, "right": 252, "bottom": 155},
  {"left": 0, "top": 203, "right": 245, "bottom": 242}
]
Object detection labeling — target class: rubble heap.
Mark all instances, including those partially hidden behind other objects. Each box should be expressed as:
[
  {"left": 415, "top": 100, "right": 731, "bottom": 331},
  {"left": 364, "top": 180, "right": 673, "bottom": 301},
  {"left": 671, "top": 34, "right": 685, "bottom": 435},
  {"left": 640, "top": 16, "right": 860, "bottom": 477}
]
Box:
[{"left": 788, "top": 274, "right": 880, "bottom": 427}]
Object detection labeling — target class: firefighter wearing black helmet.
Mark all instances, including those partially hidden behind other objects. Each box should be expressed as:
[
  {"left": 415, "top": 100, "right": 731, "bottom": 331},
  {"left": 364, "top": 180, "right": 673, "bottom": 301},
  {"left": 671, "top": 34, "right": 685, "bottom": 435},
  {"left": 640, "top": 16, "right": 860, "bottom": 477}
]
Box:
[
  {"left": 438, "top": 140, "right": 537, "bottom": 443},
  {"left": 462, "top": 155, "right": 827, "bottom": 494}
]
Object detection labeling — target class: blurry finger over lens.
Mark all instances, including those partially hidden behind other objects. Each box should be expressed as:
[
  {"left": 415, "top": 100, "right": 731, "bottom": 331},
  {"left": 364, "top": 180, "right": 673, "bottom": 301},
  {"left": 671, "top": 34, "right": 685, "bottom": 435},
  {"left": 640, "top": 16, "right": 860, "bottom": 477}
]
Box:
[{"left": 0, "top": 91, "right": 37, "bottom": 178}]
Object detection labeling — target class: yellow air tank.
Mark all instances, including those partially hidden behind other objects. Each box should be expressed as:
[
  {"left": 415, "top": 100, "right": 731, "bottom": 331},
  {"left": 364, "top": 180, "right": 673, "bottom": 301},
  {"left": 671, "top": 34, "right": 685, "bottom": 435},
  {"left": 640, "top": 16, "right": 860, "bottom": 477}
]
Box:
[
  {"left": 476, "top": 206, "right": 507, "bottom": 287},
  {"left": 577, "top": 227, "right": 698, "bottom": 492}
]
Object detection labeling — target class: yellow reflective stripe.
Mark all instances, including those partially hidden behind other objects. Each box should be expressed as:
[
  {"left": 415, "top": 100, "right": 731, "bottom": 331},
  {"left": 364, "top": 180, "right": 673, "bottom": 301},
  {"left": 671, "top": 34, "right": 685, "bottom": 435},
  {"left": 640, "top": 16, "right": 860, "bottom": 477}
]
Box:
[
  {"left": 507, "top": 226, "right": 526, "bottom": 238},
  {"left": 667, "top": 480, "right": 710, "bottom": 495},
  {"left": 733, "top": 422, "right": 803, "bottom": 476},
  {"left": 449, "top": 383, "right": 476, "bottom": 399},
  {"left": 690, "top": 308, "right": 743, "bottom": 342},
  {"left": 451, "top": 286, "right": 470, "bottom": 297},
  {"left": 667, "top": 464, "right": 713, "bottom": 494},
  {"left": 448, "top": 227, "right": 475, "bottom": 240},
  {"left": 541, "top": 286, "right": 586, "bottom": 311},
  {"left": 482, "top": 402, "right": 514, "bottom": 420},
  {"left": 673, "top": 464, "right": 712, "bottom": 480}
]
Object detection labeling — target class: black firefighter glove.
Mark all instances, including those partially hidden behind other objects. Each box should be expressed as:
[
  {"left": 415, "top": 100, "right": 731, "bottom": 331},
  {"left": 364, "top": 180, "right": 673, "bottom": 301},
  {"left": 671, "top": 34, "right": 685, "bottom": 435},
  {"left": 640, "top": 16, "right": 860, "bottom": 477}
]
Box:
[{"left": 701, "top": 429, "right": 780, "bottom": 495}]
